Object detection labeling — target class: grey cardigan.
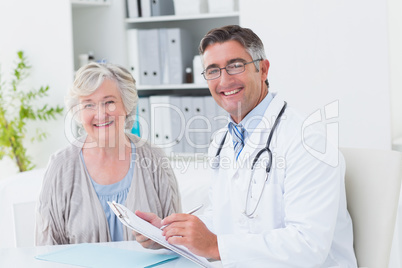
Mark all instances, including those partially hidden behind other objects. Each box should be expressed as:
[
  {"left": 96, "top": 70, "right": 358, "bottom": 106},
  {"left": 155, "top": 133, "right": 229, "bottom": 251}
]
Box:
[{"left": 35, "top": 134, "right": 181, "bottom": 245}]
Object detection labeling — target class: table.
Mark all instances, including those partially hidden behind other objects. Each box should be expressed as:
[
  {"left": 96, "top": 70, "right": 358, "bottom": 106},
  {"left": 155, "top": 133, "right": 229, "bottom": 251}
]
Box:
[{"left": 0, "top": 241, "right": 222, "bottom": 267}]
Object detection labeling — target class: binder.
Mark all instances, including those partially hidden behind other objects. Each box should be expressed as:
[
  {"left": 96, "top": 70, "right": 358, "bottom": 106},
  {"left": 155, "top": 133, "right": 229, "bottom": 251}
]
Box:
[
  {"left": 126, "top": 29, "right": 140, "bottom": 85},
  {"left": 158, "top": 28, "right": 169, "bottom": 84},
  {"left": 166, "top": 28, "right": 193, "bottom": 84},
  {"left": 149, "top": 96, "right": 184, "bottom": 154},
  {"left": 193, "top": 55, "right": 207, "bottom": 85},
  {"left": 151, "top": 0, "right": 175, "bottom": 16},
  {"left": 126, "top": 0, "right": 139, "bottom": 18},
  {"left": 138, "top": 29, "right": 162, "bottom": 85},
  {"left": 140, "top": 0, "right": 151, "bottom": 17},
  {"left": 149, "top": 95, "right": 166, "bottom": 149},
  {"left": 190, "top": 97, "right": 209, "bottom": 153},
  {"left": 180, "top": 96, "right": 195, "bottom": 153},
  {"left": 168, "top": 96, "right": 184, "bottom": 153},
  {"left": 137, "top": 97, "right": 151, "bottom": 139},
  {"left": 203, "top": 96, "right": 217, "bottom": 144}
]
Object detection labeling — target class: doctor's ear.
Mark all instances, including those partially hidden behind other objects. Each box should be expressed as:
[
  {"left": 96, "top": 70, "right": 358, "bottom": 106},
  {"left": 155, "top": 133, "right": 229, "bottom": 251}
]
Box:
[{"left": 260, "top": 59, "right": 270, "bottom": 81}]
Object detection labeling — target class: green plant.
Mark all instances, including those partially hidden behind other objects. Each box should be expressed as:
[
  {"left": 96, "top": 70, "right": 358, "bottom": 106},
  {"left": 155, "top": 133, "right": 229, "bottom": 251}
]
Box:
[{"left": 0, "top": 51, "right": 64, "bottom": 172}]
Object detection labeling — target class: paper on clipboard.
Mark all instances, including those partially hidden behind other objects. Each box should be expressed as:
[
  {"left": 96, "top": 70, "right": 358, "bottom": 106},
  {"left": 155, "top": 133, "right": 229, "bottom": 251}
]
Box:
[{"left": 107, "top": 201, "right": 212, "bottom": 268}]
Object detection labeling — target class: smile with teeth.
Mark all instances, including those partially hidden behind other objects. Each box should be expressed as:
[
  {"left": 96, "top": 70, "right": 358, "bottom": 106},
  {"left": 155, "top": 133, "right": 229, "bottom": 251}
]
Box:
[
  {"left": 94, "top": 121, "right": 113, "bottom": 127},
  {"left": 223, "top": 89, "right": 241, "bottom": 96}
]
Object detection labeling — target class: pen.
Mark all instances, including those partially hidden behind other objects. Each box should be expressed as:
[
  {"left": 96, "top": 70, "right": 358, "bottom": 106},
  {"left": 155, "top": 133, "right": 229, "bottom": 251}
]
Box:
[{"left": 160, "top": 204, "right": 204, "bottom": 230}]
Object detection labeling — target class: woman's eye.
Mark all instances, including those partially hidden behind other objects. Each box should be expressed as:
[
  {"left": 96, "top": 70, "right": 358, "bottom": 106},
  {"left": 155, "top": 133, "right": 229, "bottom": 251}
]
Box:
[
  {"left": 105, "top": 101, "right": 115, "bottom": 105},
  {"left": 84, "top": 104, "right": 94, "bottom": 109}
]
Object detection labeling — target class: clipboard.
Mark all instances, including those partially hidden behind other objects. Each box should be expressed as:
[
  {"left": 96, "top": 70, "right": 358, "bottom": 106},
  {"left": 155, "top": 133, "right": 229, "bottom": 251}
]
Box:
[{"left": 107, "top": 201, "right": 212, "bottom": 268}]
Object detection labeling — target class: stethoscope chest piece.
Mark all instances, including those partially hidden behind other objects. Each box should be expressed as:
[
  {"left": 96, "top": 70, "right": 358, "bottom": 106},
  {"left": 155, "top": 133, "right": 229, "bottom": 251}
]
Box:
[{"left": 210, "top": 155, "right": 220, "bottom": 169}]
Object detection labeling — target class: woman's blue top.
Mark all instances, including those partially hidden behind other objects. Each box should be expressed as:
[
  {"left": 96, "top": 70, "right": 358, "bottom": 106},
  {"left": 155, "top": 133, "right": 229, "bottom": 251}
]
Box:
[{"left": 80, "top": 142, "right": 136, "bottom": 241}]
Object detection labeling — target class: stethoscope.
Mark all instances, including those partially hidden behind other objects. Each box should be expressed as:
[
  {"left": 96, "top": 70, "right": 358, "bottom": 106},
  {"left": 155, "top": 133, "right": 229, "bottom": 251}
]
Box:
[{"left": 210, "top": 101, "right": 287, "bottom": 218}]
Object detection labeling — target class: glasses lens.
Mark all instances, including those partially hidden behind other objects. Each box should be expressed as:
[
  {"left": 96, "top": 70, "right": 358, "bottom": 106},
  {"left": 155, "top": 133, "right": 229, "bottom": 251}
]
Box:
[
  {"left": 226, "top": 62, "right": 245, "bottom": 75},
  {"left": 205, "top": 68, "right": 220, "bottom": 80}
]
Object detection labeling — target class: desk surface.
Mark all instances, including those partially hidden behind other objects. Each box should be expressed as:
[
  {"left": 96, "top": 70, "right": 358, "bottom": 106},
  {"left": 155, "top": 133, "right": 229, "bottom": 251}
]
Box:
[{"left": 0, "top": 241, "right": 222, "bottom": 268}]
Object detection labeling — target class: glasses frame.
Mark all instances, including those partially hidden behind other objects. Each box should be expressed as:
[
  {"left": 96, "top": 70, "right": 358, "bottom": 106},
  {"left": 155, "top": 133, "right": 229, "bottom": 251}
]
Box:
[{"left": 201, "top": 59, "right": 263, "bottom": 80}]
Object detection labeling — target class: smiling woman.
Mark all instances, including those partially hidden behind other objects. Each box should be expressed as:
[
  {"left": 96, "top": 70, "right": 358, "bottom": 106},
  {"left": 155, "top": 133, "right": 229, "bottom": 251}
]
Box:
[
  {"left": 35, "top": 62, "right": 182, "bottom": 245},
  {"left": 78, "top": 79, "right": 128, "bottom": 148}
]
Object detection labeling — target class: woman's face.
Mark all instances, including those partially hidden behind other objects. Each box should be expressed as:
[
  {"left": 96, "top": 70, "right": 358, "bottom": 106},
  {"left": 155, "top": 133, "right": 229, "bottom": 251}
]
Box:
[{"left": 79, "top": 79, "right": 127, "bottom": 146}]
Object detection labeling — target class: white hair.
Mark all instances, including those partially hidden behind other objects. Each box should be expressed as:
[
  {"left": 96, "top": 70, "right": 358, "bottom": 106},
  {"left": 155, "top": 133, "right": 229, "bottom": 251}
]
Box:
[{"left": 65, "top": 62, "right": 138, "bottom": 131}]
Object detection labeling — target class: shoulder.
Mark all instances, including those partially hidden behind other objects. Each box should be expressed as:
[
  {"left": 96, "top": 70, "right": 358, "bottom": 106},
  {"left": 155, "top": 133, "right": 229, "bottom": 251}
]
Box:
[
  {"left": 47, "top": 142, "right": 81, "bottom": 170},
  {"left": 276, "top": 104, "right": 340, "bottom": 168},
  {"left": 44, "top": 138, "right": 83, "bottom": 182}
]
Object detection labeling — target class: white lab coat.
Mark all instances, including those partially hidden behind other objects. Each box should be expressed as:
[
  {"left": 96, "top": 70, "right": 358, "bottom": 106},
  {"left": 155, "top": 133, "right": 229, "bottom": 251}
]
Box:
[{"left": 203, "top": 93, "right": 357, "bottom": 267}]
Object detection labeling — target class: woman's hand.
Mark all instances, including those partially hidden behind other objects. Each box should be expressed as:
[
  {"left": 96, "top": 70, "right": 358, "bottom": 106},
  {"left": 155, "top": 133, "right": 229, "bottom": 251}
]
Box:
[{"left": 132, "top": 210, "right": 164, "bottom": 249}]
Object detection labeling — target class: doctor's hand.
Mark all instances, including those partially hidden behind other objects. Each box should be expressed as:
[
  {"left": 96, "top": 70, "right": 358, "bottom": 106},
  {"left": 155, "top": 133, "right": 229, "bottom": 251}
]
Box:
[
  {"left": 132, "top": 210, "right": 164, "bottom": 250},
  {"left": 161, "top": 213, "right": 221, "bottom": 260}
]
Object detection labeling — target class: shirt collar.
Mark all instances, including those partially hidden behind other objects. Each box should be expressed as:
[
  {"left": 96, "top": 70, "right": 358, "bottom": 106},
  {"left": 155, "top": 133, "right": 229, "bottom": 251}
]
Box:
[{"left": 228, "top": 92, "right": 274, "bottom": 141}]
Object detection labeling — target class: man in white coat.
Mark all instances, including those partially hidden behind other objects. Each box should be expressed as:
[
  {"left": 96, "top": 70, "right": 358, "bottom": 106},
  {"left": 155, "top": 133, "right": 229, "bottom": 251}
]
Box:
[{"left": 135, "top": 25, "right": 357, "bottom": 267}]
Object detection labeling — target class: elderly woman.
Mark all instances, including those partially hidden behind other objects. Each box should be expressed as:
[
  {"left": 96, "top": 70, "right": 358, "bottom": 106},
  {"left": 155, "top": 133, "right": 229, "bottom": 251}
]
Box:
[{"left": 35, "top": 62, "right": 181, "bottom": 245}]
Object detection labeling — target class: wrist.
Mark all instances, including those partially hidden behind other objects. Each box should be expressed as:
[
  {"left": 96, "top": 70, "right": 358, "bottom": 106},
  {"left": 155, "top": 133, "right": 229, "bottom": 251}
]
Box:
[{"left": 209, "top": 234, "right": 221, "bottom": 260}]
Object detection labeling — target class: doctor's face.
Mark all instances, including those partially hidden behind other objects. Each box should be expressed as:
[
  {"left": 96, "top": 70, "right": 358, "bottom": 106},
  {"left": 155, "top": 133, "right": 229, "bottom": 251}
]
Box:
[{"left": 202, "top": 40, "right": 269, "bottom": 123}]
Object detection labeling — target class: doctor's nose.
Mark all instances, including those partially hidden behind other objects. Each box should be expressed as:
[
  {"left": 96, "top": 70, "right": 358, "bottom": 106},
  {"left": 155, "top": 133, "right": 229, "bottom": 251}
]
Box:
[{"left": 218, "top": 68, "right": 235, "bottom": 86}]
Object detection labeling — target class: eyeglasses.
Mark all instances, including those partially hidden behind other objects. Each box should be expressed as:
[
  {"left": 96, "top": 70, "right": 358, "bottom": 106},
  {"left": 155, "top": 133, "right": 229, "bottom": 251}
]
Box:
[{"left": 202, "top": 59, "right": 262, "bottom": 80}]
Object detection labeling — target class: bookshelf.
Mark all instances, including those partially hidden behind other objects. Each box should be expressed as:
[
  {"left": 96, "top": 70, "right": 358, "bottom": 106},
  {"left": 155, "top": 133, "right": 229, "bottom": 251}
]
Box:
[
  {"left": 125, "top": 12, "right": 239, "bottom": 23},
  {"left": 124, "top": 5, "right": 238, "bottom": 155},
  {"left": 70, "top": 1, "right": 238, "bottom": 155}
]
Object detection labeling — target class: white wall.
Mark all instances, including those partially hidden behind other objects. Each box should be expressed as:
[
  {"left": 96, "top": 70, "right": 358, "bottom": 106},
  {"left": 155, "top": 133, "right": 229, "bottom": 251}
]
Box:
[
  {"left": 388, "top": 0, "right": 402, "bottom": 145},
  {"left": 0, "top": 0, "right": 74, "bottom": 179},
  {"left": 240, "top": 0, "right": 392, "bottom": 149},
  {"left": 72, "top": 1, "right": 128, "bottom": 71}
]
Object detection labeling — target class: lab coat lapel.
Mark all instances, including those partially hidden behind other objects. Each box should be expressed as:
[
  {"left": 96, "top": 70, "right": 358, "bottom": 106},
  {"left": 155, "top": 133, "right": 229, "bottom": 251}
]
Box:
[{"left": 236, "top": 93, "right": 286, "bottom": 170}]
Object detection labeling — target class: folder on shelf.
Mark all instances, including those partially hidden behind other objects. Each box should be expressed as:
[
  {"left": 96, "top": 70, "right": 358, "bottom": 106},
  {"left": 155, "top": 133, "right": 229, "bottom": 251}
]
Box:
[
  {"left": 180, "top": 96, "right": 195, "bottom": 153},
  {"left": 138, "top": 29, "right": 162, "bottom": 85},
  {"left": 126, "top": 28, "right": 141, "bottom": 85},
  {"left": 203, "top": 96, "right": 218, "bottom": 144},
  {"left": 137, "top": 97, "right": 151, "bottom": 139},
  {"left": 149, "top": 95, "right": 165, "bottom": 149},
  {"left": 149, "top": 96, "right": 184, "bottom": 154},
  {"left": 140, "top": 0, "right": 151, "bottom": 17},
  {"left": 158, "top": 28, "right": 169, "bottom": 85},
  {"left": 168, "top": 96, "right": 184, "bottom": 153},
  {"left": 193, "top": 55, "right": 207, "bottom": 85},
  {"left": 151, "top": 0, "right": 175, "bottom": 16},
  {"left": 126, "top": 0, "right": 140, "bottom": 18},
  {"left": 190, "top": 97, "right": 209, "bottom": 153},
  {"left": 166, "top": 28, "right": 193, "bottom": 85}
]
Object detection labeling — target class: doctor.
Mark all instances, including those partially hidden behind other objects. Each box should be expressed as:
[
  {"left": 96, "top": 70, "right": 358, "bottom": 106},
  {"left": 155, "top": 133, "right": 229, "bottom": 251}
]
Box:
[{"left": 134, "top": 25, "right": 357, "bottom": 267}]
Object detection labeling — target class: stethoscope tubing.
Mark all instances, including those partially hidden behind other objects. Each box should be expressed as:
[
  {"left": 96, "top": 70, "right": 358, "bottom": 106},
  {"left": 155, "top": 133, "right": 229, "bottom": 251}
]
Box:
[{"left": 212, "top": 101, "right": 287, "bottom": 218}]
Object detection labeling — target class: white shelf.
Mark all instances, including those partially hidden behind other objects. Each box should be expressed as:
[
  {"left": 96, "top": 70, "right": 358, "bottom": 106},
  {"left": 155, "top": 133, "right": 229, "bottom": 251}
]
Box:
[
  {"left": 137, "top": 83, "right": 208, "bottom": 91},
  {"left": 71, "top": 0, "right": 110, "bottom": 8},
  {"left": 126, "top": 12, "right": 239, "bottom": 23}
]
